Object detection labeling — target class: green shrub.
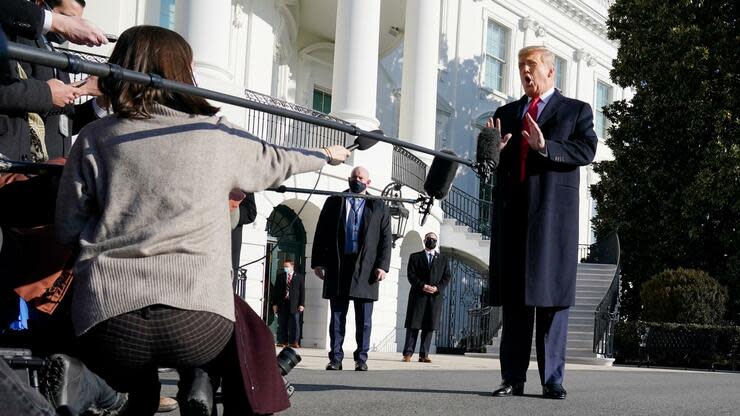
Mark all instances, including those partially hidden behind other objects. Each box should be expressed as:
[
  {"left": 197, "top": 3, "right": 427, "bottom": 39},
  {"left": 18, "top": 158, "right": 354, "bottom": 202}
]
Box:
[{"left": 640, "top": 268, "right": 727, "bottom": 325}]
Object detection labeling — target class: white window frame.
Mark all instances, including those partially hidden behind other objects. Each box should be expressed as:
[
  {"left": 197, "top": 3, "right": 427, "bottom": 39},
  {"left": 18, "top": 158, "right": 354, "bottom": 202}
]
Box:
[
  {"left": 594, "top": 80, "right": 613, "bottom": 139},
  {"left": 482, "top": 18, "right": 510, "bottom": 94},
  {"left": 554, "top": 54, "right": 568, "bottom": 93}
]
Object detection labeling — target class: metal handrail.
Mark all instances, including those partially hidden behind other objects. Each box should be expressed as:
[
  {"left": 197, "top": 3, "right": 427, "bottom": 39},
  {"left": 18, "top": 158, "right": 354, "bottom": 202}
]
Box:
[
  {"left": 440, "top": 184, "right": 492, "bottom": 239},
  {"left": 592, "top": 231, "right": 621, "bottom": 357},
  {"left": 392, "top": 146, "right": 427, "bottom": 194}
]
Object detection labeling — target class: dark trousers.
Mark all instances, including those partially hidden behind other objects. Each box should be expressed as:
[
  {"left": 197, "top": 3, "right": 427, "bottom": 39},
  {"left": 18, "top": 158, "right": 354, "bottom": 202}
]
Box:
[
  {"left": 402, "top": 328, "right": 434, "bottom": 357},
  {"left": 328, "top": 297, "right": 373, "bottom": 364},
  {"left": 276, "top": 302, "right": 301, "bottom": 345},
  {"left": 80, "top": 305, "right": 233, "bottom": 415},
  {"left": 499, "top": 304, "right": 569, "bottom": 385}
]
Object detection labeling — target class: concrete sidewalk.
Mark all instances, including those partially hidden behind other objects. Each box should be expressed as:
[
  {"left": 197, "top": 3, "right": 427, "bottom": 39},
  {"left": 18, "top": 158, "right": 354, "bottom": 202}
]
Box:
[{"left": 158, "top": 348, "right": 740, "bottom": 415}]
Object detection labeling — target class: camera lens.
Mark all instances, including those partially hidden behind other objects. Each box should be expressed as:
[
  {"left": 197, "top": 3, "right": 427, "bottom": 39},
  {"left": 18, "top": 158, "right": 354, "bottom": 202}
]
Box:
[{"left": 276, "top": 347, "right": 301, "bottom": 376}]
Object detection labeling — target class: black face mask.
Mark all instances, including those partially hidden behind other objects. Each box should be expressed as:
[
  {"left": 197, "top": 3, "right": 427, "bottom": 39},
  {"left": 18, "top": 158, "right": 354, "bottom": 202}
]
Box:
[
  {"left": 349, "top": 179, "right": 367, "bottom": 193},
  {"left": 424, "top": 238, "right": 437, "bottom": 250}
]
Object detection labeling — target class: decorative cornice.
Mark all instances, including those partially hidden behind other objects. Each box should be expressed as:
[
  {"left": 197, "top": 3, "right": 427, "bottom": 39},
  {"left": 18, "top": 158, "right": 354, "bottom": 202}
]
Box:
[
  {"left": 520, "top": 17, "right": 547, "bottom": 38},
  {"left": 574, "top": 48, "right": 597, "bottom": 67},
  {"left": 541, "top": 0, "right": 612, "bottom": 38}
]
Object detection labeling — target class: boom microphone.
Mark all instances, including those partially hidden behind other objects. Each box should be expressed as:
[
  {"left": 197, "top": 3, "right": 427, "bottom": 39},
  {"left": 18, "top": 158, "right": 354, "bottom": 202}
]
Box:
[
  {"left": 475, "top": 127, "right": 500, "bottom": 183},
  {"left": 346, "top": 129, "right": 382, "bottom": 151},
  {"left": 420, "top": 150, "right": 459, "bottom": 226}
]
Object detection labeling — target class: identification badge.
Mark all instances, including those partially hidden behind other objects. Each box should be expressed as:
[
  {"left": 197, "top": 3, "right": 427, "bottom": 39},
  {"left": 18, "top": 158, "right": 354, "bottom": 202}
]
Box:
[{"left": 59, "top": 115, "right": 69, "bottom": 137}]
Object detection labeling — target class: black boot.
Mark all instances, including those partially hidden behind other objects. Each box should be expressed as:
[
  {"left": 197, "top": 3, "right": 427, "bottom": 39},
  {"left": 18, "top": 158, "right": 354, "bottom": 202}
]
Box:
[
  {"left": 177, "top": 368, "right": 218, "bottom": 416},
  {"left": 39, "top": 354, "right": 127, "bottom": 416}
]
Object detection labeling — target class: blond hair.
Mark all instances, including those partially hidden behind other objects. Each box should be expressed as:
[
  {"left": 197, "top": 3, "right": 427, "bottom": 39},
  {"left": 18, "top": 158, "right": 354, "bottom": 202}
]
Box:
[{"left": 518, "top": 46, "right": 555, "bottom": 69}]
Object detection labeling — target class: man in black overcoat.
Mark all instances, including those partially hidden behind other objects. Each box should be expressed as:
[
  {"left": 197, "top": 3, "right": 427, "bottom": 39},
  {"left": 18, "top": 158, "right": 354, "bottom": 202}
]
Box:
[
  {"left": 271, "top": 259, "right": 305, "bottom": 347},
  {"left": 486, "top": 46, "right": 598, "bottom": 400},
  {"left": 402, "top": 232, "right": 451, "bottom": 363},
  {"left": 311, "top": 166, "right": 392, "bottom": 371}
]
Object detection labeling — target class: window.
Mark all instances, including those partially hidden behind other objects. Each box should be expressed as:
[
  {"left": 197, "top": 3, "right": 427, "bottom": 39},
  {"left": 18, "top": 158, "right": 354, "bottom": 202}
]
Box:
[
  {"left": 554, "top": 55, "right": 567, "bottom": 92},
  {"left": 312, "top": 88, "right": 332, "bottom": 114},
  {"left": 484, "top": 20, "right": 508, "bottom": 92},
  {"left": 159, "top": 0, "right": 176, "bottom": 30},
  {"left": 595, "top": 81, "right": 612, "bottom": 138}
]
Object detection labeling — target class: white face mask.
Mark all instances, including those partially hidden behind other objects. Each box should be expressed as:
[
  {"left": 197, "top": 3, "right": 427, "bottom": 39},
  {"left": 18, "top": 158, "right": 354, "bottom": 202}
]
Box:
[{"left": 283, "top": 267, "right": 292, "bottom": 274}]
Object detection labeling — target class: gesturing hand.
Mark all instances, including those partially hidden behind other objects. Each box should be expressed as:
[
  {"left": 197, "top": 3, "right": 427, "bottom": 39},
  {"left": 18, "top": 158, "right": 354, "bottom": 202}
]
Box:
[
  {"left": 47, "top": 79, "right": 80, "bottom": 107},
  {"left": 486, "top": 117, "right": 513, "bottom": 151},
  {"left": 522, "top": 113, "right": 546, "bottom": 152}
]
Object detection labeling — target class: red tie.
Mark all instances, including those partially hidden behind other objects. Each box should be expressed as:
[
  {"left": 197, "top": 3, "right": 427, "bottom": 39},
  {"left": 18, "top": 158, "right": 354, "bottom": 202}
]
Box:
[
  {"left": 285, "top": 274, "right": 292, "bottom": 299},
  {"left": 520, "top": 97, "right": 541, "bottom": 182}
]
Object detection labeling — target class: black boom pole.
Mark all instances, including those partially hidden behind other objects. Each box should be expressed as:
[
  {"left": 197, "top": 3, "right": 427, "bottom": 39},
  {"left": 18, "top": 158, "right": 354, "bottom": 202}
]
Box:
[{"left": 5, "top": 41, "right": 474, "bottom": 167}]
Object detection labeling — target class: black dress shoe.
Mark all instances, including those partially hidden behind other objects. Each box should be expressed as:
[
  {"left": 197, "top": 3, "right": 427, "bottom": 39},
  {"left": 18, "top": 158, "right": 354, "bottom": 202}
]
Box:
[
  {"left": 491, "top": 381, "right": 524, "bottom": 397},
  {"left": 325, "top": 361, "right": 343, "bottom": 371},
  {"left": 177, "top": 368, "right": 217, "bottom": 416},
  {"left": 542, "top": 383, "right": 567, "bottom": 399},
  {"left": 40, "top": 354, "right": 128, "bottom": 415},
  {"left": 354, "top": 361, "right": 368, "bottom": 371}
]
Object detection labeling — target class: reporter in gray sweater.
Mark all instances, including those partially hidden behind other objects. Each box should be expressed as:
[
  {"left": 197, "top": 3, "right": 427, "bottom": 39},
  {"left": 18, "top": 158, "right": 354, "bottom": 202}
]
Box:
[{"left": 54, "top": 25, "right": 349, "bottom": 415}]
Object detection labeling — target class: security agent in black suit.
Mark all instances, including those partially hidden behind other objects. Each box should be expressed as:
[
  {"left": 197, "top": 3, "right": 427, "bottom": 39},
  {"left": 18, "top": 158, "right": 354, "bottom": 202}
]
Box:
[
  {"left": 271, "top": 260, "right": 305, "bottom": 347},
  {"left": 230, "top": 192, "right": 257, "bottom": 272},
  {"left": 0, "top": 0, "right": 104, "bottom": 162},
  {"left": 311, "top": 166, "right": 392, "bottom": 371},
  {"left": 487, "top": 46, "right": 598, "bottom": 400},
  {"left": 402, "top": 232, "right": 451, "bottom": 363}
]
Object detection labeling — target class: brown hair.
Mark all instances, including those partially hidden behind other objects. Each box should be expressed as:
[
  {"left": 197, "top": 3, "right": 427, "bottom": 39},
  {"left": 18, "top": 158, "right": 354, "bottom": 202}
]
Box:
[
  {"left": 283, "top": 259, "right": 295, "bottom": 266},
  {"left": 100, "top": 25, "right": 219, "bottom": 118}
]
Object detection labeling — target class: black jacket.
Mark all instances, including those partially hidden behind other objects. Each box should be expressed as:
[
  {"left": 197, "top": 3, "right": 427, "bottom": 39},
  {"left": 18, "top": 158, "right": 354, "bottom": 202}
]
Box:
[
  {"left": 0, "top": 0, "right": 45, "bottom": 39},
  {"left": 488, "top": 91, "right": 597, "bottom": 307},
  {"left": 0, "top": 32, "right": 97, "bottom": 161},
  {"left": 404, "top": 250, "right": 452, "bottom": 330},
  {"left": 271, "top": 272, "right": 305, "bottom": 314},
  {"left": 311, "top": 193, "right": 392, "bottom": 301}
]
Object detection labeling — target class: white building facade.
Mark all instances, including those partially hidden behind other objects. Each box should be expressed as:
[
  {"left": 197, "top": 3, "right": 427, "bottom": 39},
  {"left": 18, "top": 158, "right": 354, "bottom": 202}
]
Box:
[{"left": 74, "top": 0, "right": 623, "bottom": 354}]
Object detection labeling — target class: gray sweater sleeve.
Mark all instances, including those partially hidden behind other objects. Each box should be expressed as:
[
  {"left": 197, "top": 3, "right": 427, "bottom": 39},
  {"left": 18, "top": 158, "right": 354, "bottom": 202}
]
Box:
[
  {"left": 217, "top": 118, "right": 329, "bottom": 192},
  {"left": 55, "top": 134, "right": 98, "bottom": 245}
]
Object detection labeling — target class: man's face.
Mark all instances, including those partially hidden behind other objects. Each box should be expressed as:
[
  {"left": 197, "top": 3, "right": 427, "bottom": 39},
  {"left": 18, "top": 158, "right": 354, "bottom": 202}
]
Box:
[
  {"left": 518, "top": 51, "right": 554, "bottom": 98},
  {"left": 283, "top": 263, "right": 293, "bottom": 274},
  {"left": 349, "top": 168, "right": 371, "bottom": 186},
  {"left": 39, "top": 0, "right": 84, "bottom": 17}
]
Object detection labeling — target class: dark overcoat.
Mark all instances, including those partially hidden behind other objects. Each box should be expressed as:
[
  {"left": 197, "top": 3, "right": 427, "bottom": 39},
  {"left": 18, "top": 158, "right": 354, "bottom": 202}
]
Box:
[
  {"left": 489, "top": 91, "right": 597, "bottom": 307},
  {"left": 310, "top": 193, "right": 392, "bottom": 301},
  {"left": 404, "top": 250, "right": 452, "bottom": 330},
  {"left": 271, "top": 272, "right": 305, "bottom": 314}
]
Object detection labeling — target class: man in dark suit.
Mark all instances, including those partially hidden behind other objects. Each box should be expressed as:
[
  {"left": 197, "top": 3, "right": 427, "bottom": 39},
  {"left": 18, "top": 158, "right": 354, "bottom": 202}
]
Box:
[
  {"left": 486, "top": 46, "right": 598, "bottom": 400},
  {"left": 271, "top": 259, "right": 305, "bottom": 348},
  {"left": 311, "top": 166, "right": 392, "bottom": 371},
  {"left": 1, "top": 0, "right": 104, "bottom": 162},
  {"left": 402, "top": 232, "right": 451, "bottom": 363}
]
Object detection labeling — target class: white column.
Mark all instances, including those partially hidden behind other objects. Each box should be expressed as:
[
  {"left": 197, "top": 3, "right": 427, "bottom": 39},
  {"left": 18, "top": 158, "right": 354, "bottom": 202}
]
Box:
[
  {"left": 330, "top": 0, "right": 381, "bottom": 130},
  {"left": 398, "top": 0, "right": 441, "bottom": 165},
  {"left": 179, "top": 0, "right": 232, "bottom": 82},
  {"left": 329, "top": 0, "right": 389, "bottom": 184}
]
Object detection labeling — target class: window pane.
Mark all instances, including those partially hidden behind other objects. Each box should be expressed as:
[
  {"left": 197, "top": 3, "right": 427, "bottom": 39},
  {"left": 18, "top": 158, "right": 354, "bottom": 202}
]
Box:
[
  {"left": 485, "top": 20, "right": 507, "bottom": 92},
  {"left": 595, "top": 81, "right": 612, "bottom": 138},
  {"left": 323, "top": 94, "right": 332, "bottom": 114},
  {"left": 554, "top": 56, "right": 566, "bottom": 91},
  {"left": 159, "top": 0, "right": 176, "bottom": 29},
  {"left": 312, "top": 90, "right": 323, "bottom": 112}
]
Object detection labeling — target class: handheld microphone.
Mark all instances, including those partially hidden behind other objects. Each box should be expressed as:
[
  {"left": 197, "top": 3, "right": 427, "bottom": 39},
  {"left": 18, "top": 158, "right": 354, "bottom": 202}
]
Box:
[
  {"left": 420, "top": 149, "right": 459, "bottom": 226},
  {"left": 346, "top": 129, "right": 382, "bottom": 151},
  {"left": 475, "top": 127, "right": 500, "bottom": 183}
]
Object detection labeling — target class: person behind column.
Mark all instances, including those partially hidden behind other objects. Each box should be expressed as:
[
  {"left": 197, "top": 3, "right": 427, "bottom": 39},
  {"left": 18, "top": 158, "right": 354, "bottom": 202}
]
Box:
[
  {"left": 311, "top": 166, "right": 392, "bottom": 372},
  {"left": 54, "top": 25, "right": 350, "bottom": 415},
  {"left": 271, "top": 260, "right": 305, "bottom": 348},
  {"left": 486, "top": 45, "right": 597, "bottom": 400},
  {"left": 402, "top": 232, "right": 451, "bottom": 363}
]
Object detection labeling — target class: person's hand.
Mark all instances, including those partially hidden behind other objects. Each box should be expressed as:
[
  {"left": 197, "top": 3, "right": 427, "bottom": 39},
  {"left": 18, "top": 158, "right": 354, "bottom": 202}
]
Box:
[
  {"left": 51, "top": 14, "right": 108, "bottom": 47},
  {"left": 75, "top": 76, "right": 102, "bottom": 97},
  {"left": 228, "top": 189, "right": 246, "bottom": 211},
  {"left": 272, "top": 305, "right": 278, "bottom": 315},
  {"left": 313, "top": 267, "right": 325, "bottom": 280},
  {"left": 422, "top": 284, "right": 435, "bottom": 294},
  {"left": 486, "top": 117, "right": 513, "bottom": 151},
  {"left": 298, "top": 306, "right": 304, "bottom": 313},
  {"left": 323, "top": 145, "right": 351, "bottom": 166},
  {"left": 374, "top": 268, "right": 386, "bottom": 282},
  {"left": 522, "top": 113, "right": 546, "bottom": 152},
  {"left": 47, "top": 79, "right": 81, "bottom": 107}
]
